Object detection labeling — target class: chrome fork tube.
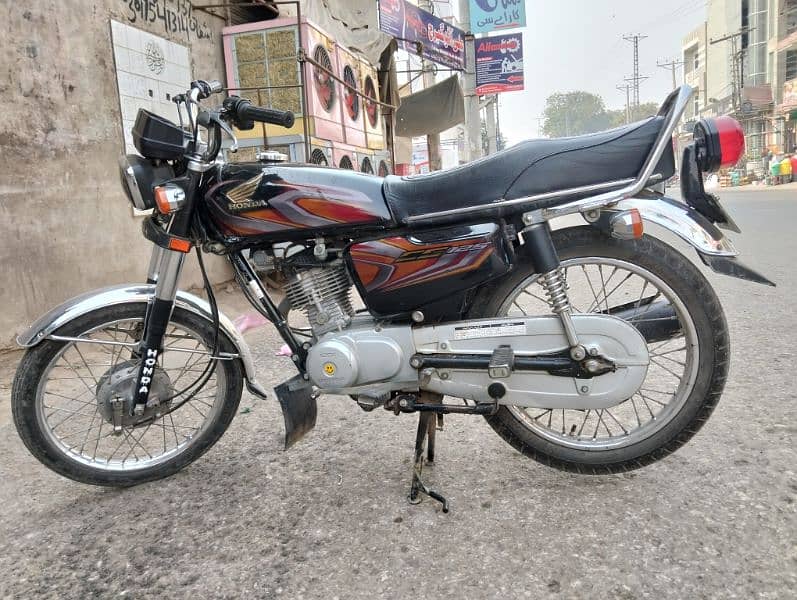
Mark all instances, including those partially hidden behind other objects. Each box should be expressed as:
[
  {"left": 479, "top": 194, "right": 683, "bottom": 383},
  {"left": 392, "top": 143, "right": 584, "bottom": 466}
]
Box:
[
  {"left": 153, "top": 249, "right": 186, "bottom": 302},
  {"left": 146, "top": 245, "right": 165, "bottom": 284}
]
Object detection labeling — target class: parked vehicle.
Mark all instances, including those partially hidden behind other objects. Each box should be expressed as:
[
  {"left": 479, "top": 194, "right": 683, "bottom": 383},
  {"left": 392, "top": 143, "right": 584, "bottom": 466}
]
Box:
[{"left": 12, "top": 80, "right": 773, "bottom": 510}]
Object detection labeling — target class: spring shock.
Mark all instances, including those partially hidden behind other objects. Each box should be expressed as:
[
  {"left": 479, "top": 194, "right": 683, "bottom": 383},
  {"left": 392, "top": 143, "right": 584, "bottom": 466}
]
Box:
[
  {"left": 539, "top": 268, "right": 585, "bottom": 359},
  {"left": 539, "top": 269, "right": 570, "bottom": 314}
]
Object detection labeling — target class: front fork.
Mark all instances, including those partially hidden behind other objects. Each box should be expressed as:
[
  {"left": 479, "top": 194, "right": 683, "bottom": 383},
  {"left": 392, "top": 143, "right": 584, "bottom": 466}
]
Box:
[{"left": 131, "top": 165, "right": 203, "bottom": 412}]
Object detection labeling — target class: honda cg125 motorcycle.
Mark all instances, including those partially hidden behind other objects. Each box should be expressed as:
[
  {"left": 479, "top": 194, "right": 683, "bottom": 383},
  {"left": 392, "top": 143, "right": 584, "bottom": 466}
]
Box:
[{"left": 13, "top": 81, "right": 773, "bottom": 510}]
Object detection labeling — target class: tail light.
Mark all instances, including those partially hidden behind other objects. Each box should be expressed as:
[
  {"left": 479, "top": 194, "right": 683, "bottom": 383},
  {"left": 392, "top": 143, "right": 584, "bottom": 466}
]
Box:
[{"left": 693, "top": 116, "right": 745, "bottom": 173}]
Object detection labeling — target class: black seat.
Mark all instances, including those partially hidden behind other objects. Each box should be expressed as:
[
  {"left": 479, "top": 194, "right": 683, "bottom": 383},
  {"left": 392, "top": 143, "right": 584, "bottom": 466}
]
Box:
[{"left": 383, "top": 116, "right": 674, "bottom": 225}]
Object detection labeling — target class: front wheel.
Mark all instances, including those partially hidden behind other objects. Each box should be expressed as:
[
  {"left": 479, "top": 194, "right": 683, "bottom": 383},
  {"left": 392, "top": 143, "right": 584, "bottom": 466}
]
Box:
[
  {"left": 12, "top": 302, "right": 243, "bottom": 486},
  {"left": 468, "top": 226, "right": 729, "bottom": 474}
]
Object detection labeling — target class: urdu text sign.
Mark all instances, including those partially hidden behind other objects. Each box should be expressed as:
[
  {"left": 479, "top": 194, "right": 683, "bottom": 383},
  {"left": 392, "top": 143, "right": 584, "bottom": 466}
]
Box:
[{"left": 470, "top": 0, "right": 526, "bottom": 34}]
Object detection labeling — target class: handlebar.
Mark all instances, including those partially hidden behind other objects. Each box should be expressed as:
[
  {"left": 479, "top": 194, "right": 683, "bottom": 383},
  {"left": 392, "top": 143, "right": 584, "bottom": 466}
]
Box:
[{"left": 222, "top": 96, "right": 294, "bottom": 129}]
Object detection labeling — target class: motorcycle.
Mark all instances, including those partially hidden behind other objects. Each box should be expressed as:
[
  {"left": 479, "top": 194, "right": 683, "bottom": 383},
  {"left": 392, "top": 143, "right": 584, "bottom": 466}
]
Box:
[{"left": 12, "top": 80, "right": 773, "bottom": 510}]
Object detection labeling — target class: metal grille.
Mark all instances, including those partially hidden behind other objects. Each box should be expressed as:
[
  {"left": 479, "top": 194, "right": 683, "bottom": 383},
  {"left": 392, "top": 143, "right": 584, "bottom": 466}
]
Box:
[
  {"left": 364, "top": 75, "right": 379, "bottom": 127},
  {"left": 339, "top": 155, "right": 353, "bottom": 170},
  {"left": 378, "top": 160, "right": 390, "bottom": 177},
  {"left": 343, "top": 65, "right": 359, "bottom": 121},
  {"left": 313, "top": 45, "right": 335, "bottom": 113},
  {"left": 360, "top": 157, "right": 373, "bottom": 174},
  {"left": 310, "top": 148, "right": 328, "bottom": 165}
]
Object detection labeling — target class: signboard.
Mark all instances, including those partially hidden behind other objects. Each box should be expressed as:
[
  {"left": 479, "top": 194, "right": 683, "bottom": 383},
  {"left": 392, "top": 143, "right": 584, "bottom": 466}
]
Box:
[
  {"left": 783, "top": 80, "right": 797, "bottom": 108},
  {"left": 470, "top": 0, "right": 526, "bottom": 34},
  {"left": 378, "top": 0, "right": 466, "bottom": 70},
  {"left": 475, "top": 33, "right": 524, "bottom": 95}
]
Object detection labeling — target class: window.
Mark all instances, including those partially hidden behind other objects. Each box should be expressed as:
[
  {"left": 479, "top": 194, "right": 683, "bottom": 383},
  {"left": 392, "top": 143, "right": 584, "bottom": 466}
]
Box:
[
  {"left": 693, "top": 90, "right": 700, "bottom": 118},
  {"left": 786, "top": 49, "right": 797, "bottom": 81},
  {"left": 694, "top": 50, "right": 700, "bottom": 71}
]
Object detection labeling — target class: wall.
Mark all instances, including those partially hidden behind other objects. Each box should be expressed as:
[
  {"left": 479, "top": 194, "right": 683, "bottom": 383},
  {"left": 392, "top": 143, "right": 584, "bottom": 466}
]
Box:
[
  {"left": 0, "top": 1, "right": 231, "bottom": 347},
  {"left": 706, "top": 0, "right": 742, "bottom": 104}
]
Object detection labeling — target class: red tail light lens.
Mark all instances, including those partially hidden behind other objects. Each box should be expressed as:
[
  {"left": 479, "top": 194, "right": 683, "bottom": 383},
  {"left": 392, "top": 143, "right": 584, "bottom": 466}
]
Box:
[
  {"left": 714, "top": 116, "right": 745, "bottom": 168},
  {"left": 693, "top": 116, "right": 745, "bottom": 172}
]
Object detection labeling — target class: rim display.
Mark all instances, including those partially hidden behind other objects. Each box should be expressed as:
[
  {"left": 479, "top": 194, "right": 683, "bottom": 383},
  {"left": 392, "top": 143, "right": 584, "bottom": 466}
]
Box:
[
  {"left": 363, "top": 75, "right": 379, "bottom": 127},
  {"left": 342, "top": 64, "right": 359, "bottom": 121},
  {"left": 499, "top": 257, "right": 699, "bottom": 451}
]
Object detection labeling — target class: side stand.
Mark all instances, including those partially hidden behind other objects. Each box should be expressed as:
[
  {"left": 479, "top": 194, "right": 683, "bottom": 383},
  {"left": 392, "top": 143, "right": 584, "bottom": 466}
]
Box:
[{"left": 408, "top": 411, "right": 449, "bottom": 513}]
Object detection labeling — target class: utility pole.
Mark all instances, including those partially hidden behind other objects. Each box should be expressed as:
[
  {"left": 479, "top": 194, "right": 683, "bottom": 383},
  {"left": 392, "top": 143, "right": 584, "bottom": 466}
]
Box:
[
  {"left": 710, "top": 28, "right": 750, "bottom": 113},
  {"left": 623, "top": 34, "right": 648, "bottom": 110},
  {"left": 458, "top": 0, "right": 481, "bottom": 162},
  {"left": 657, "top": 58, "right": 684, "bottom": 91},
  {"left": 485, "top": 95, "right": 498, "bottom": 154},
  {"left": 616, "top": 83, "right": 631, "bottom": 123},
  {"left": 419, "top": 0, "right": 442, "bottom": 171}
]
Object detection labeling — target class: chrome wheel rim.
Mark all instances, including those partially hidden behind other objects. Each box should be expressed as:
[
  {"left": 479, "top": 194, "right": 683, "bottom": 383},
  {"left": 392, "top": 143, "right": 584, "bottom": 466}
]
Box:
[
  {"left": 500, "top": 257, "right": 699, "bottom": 451},
  {"left": 35, "top": 318, "right": 226, "bottom": 471}
]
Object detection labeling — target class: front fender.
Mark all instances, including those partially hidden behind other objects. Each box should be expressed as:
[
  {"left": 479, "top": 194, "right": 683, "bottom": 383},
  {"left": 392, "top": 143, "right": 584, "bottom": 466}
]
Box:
[
  {"left": 610, "top": 196, "right": 774, "bottom": 286},
  {"left": 17, "top": 284, "right": 270, "bottom": 397}
]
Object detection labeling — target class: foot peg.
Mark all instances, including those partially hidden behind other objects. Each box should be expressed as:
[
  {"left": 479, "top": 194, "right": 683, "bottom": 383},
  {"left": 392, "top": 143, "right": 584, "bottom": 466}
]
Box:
[
  {"left": 274, "top": 375, "right": 317, "bottom": 449},
  {"left": 488, "top": 344, "right": 514, "bottom": 378}
]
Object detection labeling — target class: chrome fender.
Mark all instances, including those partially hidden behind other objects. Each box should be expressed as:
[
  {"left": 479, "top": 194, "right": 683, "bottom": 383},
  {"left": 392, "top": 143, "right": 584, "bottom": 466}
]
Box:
[
  {"left": 614, "top": 196, "right": 737, "bottom": 256},
  {"left": 609, "top": 197, "right": 775, "bottom": 286},
  {"left": 17, "top": 284, "right": 269, "bottom": 397}
]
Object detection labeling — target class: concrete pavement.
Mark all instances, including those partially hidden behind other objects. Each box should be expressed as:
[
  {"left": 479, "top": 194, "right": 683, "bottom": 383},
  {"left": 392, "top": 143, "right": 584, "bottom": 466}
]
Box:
[{"left": 0, "top": 190, "right": 794, "bottom": 599}]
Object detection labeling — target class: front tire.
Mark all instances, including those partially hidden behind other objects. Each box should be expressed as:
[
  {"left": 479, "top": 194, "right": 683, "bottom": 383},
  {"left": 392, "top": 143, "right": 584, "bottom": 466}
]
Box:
[
  {"left": 469, "top": 226, "right": 729, "bottom": 474},
  {"left": 12, "top": 302, "right": 243, "bottom": 486}
]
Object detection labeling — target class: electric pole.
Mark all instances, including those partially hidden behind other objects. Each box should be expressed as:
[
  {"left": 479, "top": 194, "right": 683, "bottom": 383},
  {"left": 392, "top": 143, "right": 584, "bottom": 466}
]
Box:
[
  {"left": 458, "top": 0, "right": 481, "bottom": 162},
  {"left": 485, "top": 95, "right": 498, "bottom": 154},
  {"left": 623, "top": 34, "right": 648, "bottom": 109},
  {"left": 710, "top": 28, "right": 750, "bottom": 113},
  {"left": 657, "top": 58, "right": 684, "bottom": 91},
  {"left": 616, "top": 83, "right": 632, "bottom": 123}
]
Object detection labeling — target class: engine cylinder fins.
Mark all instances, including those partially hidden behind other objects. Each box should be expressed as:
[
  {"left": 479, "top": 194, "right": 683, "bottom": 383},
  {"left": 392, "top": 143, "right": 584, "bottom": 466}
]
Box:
[{"left": 284, "top": 265, "right": 355, "bottom": 336}]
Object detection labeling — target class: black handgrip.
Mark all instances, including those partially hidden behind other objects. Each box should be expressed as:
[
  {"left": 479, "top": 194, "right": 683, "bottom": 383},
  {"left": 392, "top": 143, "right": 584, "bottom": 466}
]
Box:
[{"left": 238, "top": 100, "right": 295, "bottom": 128}]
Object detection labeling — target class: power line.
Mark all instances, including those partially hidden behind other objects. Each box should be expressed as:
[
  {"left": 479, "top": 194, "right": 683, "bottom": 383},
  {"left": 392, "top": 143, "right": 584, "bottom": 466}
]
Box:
[{"left": 623, "top": 34, "right": 648, "bottom": 109}]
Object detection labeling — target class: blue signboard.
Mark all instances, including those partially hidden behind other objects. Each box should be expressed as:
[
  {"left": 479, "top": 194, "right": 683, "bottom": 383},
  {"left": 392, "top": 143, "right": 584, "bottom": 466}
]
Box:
[
  {"left": 377, "top": 0, "right": 466, "bottom": 70},
  {"left": 470, "top": 0, "right": 526, "bottom": 33},
  {"left": 475, "top": 33, "right": 524, "bottom": 95}
]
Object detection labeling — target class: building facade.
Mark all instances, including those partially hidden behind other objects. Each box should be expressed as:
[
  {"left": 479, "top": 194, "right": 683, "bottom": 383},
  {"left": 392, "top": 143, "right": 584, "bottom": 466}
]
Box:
[{"left": 683, "top": 0, "right": 797, "bottom": 158}]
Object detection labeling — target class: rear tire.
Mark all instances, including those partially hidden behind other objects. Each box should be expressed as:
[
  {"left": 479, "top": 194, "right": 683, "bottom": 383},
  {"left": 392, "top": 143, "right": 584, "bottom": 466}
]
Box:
[
  {"left": 12, "top": 303, "right": 244, "bottom": 486},
  {"left": 468, "top": 226, "right": 729, "bottom": 474}
]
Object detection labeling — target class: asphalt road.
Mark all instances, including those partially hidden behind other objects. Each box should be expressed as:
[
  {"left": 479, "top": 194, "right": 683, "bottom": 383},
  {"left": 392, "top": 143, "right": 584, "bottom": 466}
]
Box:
[{"left": 0, "top": 188, "right": 795, "bottom": 599}]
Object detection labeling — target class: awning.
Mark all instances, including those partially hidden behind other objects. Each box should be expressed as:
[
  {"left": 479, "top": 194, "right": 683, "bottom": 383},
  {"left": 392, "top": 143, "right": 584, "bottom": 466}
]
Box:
[{"left": 394, "top": 76, "right": 465, "bottom": 137}]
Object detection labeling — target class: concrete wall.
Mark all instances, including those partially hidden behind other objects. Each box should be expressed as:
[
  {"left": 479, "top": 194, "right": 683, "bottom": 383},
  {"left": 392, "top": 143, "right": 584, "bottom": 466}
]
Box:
[
  {"left": 0, "top": 1, "right": 233, "bottom": 347},
  {"left": 706, "top": 0, "right": 742, "bottom": 105}
]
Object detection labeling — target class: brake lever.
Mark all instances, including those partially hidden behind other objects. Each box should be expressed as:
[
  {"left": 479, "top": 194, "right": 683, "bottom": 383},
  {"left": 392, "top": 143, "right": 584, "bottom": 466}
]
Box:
[{"left": 196, "top": 110, "right": 238, "bottom": 152}]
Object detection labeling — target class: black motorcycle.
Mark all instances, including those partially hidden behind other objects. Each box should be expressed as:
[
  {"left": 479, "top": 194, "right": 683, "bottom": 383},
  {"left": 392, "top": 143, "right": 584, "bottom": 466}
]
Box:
[{"left": 12, "top": 80, "right": 772, "bottom": 510}]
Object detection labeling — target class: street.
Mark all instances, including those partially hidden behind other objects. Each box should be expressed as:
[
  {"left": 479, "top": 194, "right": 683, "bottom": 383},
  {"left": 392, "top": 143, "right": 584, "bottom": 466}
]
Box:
[{"left": 0, "top": 188, "right": 794, "bottom": 599}]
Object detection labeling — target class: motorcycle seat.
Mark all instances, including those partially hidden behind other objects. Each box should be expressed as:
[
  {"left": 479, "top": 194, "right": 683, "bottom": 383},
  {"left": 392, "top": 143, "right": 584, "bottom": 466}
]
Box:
[{"left": 382, "top": 116, "right": 674, "bottom": 225}]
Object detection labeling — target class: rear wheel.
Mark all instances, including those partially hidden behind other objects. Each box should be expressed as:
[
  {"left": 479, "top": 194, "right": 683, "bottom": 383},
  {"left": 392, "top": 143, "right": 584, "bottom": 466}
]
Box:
[
  {"left": 468, "top": 226, "right": 729, "bottom": 473},
  {"left": 12, "top": 303, "right": 243, "bottom": 486}
]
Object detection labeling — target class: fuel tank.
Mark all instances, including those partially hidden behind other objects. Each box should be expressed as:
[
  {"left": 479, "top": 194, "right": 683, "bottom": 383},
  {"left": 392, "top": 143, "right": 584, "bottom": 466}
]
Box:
[{"left": 205, "top": 163, "right": 393, "bottom": 241}]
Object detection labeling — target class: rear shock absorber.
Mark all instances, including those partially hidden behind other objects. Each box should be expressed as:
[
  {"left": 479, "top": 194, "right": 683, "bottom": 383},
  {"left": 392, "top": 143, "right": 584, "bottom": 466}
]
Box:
[{"left": 524, "top": 224, "right": 586, "bottom": 361}]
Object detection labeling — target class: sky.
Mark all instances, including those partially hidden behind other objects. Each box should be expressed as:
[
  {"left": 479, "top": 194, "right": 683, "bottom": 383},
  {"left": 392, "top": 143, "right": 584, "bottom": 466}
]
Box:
[{"left": 482, "top": 0, "right": 707, "bottom": 144}]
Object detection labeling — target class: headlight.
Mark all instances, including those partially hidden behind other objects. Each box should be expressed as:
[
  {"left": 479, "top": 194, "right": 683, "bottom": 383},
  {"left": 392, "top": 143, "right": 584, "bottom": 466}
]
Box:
[{"left": 118, "top": 154, "right": 175, "bottom": 211}]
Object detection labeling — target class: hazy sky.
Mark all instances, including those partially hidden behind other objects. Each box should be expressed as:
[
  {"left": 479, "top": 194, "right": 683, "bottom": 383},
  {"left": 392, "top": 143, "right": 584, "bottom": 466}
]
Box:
[{"left": 488, "top": 0, "right": 706, "bottom": 143}]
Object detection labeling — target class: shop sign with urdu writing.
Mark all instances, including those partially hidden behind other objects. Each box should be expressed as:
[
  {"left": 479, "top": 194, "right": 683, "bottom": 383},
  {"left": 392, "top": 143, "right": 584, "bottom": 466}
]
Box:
[{"left": 470, "top": 0, "right": 526, "bottom": 34}]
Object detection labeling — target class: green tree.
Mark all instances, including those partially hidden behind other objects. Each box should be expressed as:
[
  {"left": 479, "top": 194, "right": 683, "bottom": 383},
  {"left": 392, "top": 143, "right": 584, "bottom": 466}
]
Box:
[
  {"left": 542, "top": 91, "right": 611, "bottom": 138},
  {"left": 606, "top": 102, "right": 660, "bottom": 127}
]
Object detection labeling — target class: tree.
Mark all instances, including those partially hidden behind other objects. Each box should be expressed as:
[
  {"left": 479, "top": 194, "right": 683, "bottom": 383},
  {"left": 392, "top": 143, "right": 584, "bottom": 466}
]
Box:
[
  {"left": 542, "top": 91, "right": 611, "bottom": 138},
  {"left": 606, "top": 102, "right": 660, "bottom": 127}
]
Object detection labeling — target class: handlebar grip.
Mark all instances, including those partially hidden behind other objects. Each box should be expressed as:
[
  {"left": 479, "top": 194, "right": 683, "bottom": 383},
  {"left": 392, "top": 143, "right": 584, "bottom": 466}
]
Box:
[{"left": 238, "top": 101, "right": 295, "bottom": 128}]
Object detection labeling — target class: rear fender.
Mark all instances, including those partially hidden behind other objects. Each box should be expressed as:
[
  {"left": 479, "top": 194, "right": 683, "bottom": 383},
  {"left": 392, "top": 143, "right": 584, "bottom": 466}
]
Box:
[
  {"left": 602, "top": 196, "right": 774, "bottom": 286},
  {"left": 16, "top": 284, "right": 270, "bottom": 397}
]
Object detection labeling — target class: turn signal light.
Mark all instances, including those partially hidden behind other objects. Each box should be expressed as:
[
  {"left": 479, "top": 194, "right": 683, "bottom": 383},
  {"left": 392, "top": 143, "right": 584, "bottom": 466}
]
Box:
[
  {"left": 154, "top": 184, "right": 186, "bottom": 214},
  {"left": 693, "top": 116, "right": 745, "bottom": 173},
  {"left": 609, "top": 209, "right": 644, "bottom": 240}
]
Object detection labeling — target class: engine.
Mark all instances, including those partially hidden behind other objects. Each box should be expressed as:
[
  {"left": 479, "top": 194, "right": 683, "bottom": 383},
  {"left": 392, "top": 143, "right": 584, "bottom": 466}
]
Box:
[{"left": 283, "top": 262, "right": 355, "bottom": 337}]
